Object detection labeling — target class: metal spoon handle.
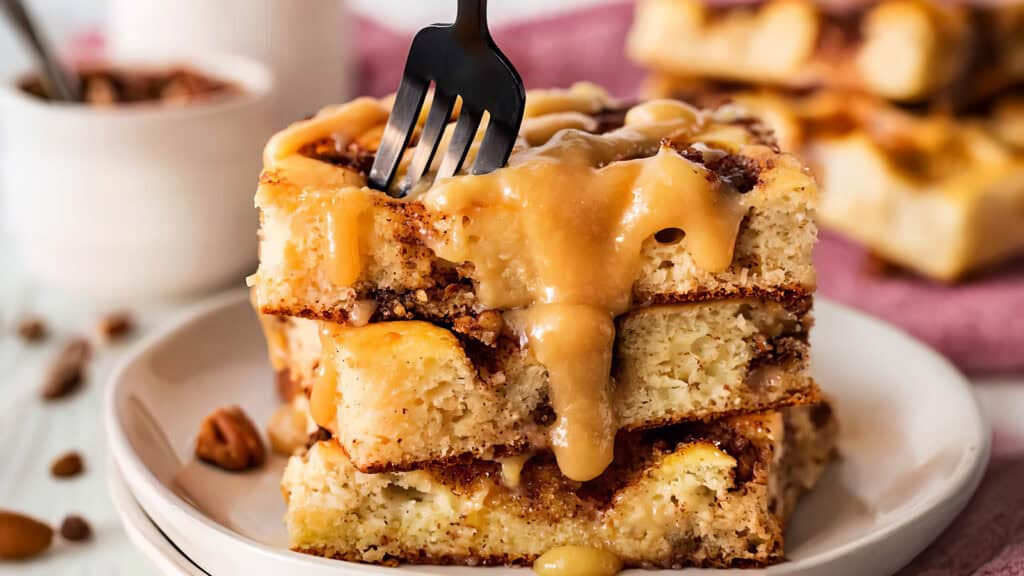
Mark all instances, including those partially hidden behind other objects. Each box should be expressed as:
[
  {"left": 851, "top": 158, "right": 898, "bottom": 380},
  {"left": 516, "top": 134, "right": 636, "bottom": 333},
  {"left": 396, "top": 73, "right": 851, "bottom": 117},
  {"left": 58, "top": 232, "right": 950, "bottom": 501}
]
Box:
[{"left": 0, "top": 0, "right": 78, "bottom": 101}]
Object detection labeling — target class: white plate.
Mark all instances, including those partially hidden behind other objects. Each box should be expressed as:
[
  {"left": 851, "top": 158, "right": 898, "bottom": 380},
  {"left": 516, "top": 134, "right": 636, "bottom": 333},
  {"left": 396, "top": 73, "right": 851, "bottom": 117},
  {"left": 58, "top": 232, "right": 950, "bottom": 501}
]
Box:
[
  {"left": 107, "top": 458, "right": 210, "bottom": 576},
  {"left": 105, "top": 290, "right": 990, "bottom": 576}
]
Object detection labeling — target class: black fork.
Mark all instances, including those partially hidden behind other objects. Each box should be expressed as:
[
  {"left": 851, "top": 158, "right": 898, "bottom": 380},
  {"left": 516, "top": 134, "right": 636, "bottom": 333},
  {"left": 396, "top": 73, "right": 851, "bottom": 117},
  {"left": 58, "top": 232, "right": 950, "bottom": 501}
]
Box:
[{"left": 367, "top": 0, "right": 526, "bottom": 196}]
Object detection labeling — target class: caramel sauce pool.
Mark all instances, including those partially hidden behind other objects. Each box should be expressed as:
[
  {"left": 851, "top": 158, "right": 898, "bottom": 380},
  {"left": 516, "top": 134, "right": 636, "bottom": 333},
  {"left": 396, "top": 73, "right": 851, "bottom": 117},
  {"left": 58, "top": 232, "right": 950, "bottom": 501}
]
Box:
[{"left": 533, "top": 546, "right": 623, "bottom": 576}]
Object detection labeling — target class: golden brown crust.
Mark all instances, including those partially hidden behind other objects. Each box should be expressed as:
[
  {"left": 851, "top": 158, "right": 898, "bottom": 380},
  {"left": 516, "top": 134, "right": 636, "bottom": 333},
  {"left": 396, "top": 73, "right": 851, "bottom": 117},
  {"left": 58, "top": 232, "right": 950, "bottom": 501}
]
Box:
[
  {"left": 293, "top": 547, "right": 776, "bottom": 569},
  {"left": 283, "top": 404, "right": 837, "bottom": 569}
]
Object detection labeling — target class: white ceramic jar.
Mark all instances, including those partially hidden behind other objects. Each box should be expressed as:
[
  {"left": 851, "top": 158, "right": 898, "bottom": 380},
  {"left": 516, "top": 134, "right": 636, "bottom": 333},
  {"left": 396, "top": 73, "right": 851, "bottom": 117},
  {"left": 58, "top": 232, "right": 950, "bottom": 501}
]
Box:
[
  {"left": 0, "top": 53, "right": 274, "bottom": 301},
  {"left": 108, "top": 0, "right": 351, "bottom": 128}
]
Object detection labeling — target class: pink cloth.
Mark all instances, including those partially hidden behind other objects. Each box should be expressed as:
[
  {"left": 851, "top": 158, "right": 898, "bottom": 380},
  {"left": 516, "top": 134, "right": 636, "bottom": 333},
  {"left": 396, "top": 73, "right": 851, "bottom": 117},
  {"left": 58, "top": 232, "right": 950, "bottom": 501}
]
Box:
[
  {"left": 896, "top": 436, "right": 1024, "bottom": 576},
  {"left": 357, "top": 3, "right": 1024, "bottom": 376},
  {"left": 817, "top": 233, "right": 1024, "bottom": 375}
]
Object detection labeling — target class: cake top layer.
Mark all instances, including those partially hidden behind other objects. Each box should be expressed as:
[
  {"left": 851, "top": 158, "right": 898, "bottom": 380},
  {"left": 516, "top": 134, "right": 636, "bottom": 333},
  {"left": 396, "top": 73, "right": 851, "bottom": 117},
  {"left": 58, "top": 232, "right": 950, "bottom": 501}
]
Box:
[{"left": 256, "top": 83, "right": 816, "bottom": 481}]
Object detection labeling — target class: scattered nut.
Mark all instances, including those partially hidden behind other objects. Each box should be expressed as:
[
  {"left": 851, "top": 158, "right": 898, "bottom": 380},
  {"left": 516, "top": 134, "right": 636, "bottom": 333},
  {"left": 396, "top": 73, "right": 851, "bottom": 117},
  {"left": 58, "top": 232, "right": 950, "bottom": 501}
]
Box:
[
  {"left": 41, "top": 338, "right": 91, "bottom": 401},
  {"left": 58, "top": 515, "right": 91, "bottom": 542},
  {"left": 267, "top": 404, "right": 310, "bottom": 456},
  {"left": 50, "top": 451, "right": 85, "bottom": 479},
  {"left": 97, "top": 311, "right": 135, "bottom": 343},
  {"left": 0, "top": 510, "right": 53, "bottom": 560},
  {"left": 195, "top": 406, "right": 266, "bottom": 471},
  {"left": 15, "top": 316, "right": 48, "bottom": 343}
]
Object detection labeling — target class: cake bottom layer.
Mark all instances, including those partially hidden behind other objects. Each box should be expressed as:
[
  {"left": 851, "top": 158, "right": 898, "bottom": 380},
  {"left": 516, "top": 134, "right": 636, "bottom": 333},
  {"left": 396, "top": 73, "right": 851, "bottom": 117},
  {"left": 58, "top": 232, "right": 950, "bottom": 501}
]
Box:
[{"left": 281, "top": 403, "right": 837, "bottom": 569}]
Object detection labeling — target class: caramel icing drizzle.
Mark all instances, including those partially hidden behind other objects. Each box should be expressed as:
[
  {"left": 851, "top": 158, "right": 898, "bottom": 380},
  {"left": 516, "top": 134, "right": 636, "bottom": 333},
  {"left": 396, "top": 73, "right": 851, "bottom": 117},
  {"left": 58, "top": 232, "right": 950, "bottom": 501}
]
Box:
[
  {"left": 421, "top": 99, "right": 748, "bottom": 480},
  {"left": 270, "top": 87, "right": 764, "bottom": 481}
]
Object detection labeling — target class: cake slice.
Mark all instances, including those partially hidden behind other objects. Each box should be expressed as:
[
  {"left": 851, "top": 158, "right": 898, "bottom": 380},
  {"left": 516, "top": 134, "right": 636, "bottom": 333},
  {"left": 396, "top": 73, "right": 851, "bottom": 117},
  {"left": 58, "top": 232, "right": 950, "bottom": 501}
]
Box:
[
  {"left": 628, "top": 0, "right": 1024, "bottom": 104},
  {"left": 249, "top": 84, "right": 818, "bottom": 334},
  {"left": 814, "top": 97, "right": 1024, "bottom": 280},
  {"left": 282, "top": 402, "right": 837, "bottom": 569},
  {"left": 642, "top": 77, "right": 1024, "bottom": 280},
  {"left": 263, "top": 298, "right": 818, "bottom": 473}
]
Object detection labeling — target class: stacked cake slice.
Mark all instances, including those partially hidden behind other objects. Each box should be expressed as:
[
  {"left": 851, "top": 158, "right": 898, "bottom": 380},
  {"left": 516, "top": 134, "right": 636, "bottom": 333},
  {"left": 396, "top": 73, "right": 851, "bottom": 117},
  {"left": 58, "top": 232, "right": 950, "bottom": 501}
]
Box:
[
  {"left": 630, "top": 0, "right": 1024, "bottom": 281},
  {"left": 252, "top": 84, "right": 837, "bottom": 569}
]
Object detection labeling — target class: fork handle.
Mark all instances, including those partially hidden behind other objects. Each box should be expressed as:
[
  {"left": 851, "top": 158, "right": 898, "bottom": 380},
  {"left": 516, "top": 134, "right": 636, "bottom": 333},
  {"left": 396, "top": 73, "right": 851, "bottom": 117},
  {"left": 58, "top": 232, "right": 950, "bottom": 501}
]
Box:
[
  {"left": 1, "top": 0, "right": 77, "bottom": 101},
  {"left": 455, "top": 0, "right": 489, "bottom": 41}
]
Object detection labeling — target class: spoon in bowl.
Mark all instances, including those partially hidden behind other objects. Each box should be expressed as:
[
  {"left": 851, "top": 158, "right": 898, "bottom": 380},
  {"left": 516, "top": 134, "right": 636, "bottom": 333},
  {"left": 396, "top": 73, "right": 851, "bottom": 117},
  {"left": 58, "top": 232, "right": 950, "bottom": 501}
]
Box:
[{"left": 0, "top": 0, "right": 79, "bottom": 101}]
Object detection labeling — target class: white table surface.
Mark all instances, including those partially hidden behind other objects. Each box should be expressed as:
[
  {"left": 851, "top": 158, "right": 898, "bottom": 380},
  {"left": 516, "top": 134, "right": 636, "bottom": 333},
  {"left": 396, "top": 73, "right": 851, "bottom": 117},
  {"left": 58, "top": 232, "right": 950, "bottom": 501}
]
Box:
[{"left": 1, "top": 1, "right": 1022, "bottom": 575}]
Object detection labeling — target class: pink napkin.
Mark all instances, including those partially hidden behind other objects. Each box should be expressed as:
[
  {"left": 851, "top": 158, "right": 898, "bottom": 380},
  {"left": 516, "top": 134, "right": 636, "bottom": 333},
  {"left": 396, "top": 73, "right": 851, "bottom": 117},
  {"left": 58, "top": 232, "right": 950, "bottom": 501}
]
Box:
[
  {"left": 357, "top": 4, "right": 1024, "bottom": 376},
  {"left": 896, "top": 435, "right": 1024, "bottom": 576}
]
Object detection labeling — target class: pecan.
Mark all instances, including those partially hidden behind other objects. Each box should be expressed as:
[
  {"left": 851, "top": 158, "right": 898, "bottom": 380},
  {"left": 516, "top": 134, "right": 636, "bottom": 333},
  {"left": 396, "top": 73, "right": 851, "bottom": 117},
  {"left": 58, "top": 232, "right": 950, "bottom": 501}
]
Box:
[
  {"left": 15, "top": 316, "right": 48, "bottom": 343},
  {"left": 97, "top": 311, "right": 135, "bottom": 342},
  {"left": 59, "top": 515, "right": 91, "bottom": 542},
  {"left": 41, "top": 338, "right": 91, "bottom": 400},
  {"left": 0, "top": 510, "right": 53, "bottom": 559},
  {"left": 50, "top": 451, "right": 85, "bottom": 479},
  {"left": 195, "top": 406, "right": 266, "bottom": 471},
  {"left": 452, "top": 310, "right": 504, "bottom": 346}
]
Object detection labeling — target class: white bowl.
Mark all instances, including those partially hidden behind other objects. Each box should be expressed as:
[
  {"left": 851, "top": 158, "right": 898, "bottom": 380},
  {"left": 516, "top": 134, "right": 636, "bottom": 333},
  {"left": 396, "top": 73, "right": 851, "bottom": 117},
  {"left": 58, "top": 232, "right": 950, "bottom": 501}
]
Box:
[
  {"left": 0, "top": 53, "right": 274, "bottom": 301},
  {"left": 108, "top": 0, "right": 352, "bottom": 126},
  {"left": 106, "top": 292, "right": 990, "bottom": 576}
]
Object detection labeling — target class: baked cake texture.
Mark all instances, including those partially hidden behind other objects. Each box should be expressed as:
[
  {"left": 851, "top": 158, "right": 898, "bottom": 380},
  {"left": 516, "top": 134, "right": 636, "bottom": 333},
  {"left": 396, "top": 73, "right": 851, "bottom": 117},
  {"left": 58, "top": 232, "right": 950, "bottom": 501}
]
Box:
[
  {"left": 261, "top": 297, "right": 818, "bottom": 472},
  {"left": 250, "top": 83, "right": 835, "bottom": 571},
  {"left": 249, "top": 83, "right": 818, "bottom": 332},
  {"left": 629, "top": 0, "right": 1024, "bottom": 104},
  {"left": 281, "top": 402, "right": 837, "bottom": 569}
]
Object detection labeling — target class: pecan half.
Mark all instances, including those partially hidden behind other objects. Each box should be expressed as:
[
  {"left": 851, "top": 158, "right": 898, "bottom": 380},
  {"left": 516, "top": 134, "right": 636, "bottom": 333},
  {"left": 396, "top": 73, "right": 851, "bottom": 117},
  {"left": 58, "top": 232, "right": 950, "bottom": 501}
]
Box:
[
  {"left": 41, "top": 338, "right": 91, "bottom": 401},
  {"left": 50, "top": 451, "right": 85, "bottom": 479},
  {"left": 97, "top": 311, "right": 135, "bottom": 342},
  {"left": 195, "top": 406, "right": 266, "bottom": 471},
  {"left": 16, "top": 316, "right": 48, "bottom": 343},
  {"left": 0, "top": 510, "right": 53, "bottom": 560}
]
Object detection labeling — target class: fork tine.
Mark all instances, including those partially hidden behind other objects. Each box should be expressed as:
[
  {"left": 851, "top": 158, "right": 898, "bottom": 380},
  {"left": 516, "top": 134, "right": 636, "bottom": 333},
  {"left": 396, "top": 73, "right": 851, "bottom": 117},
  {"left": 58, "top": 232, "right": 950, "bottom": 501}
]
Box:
[
  {"left": 402, "top": 88, "right": 456, "bottom": 191},
  {"left": 436, "top": 106, "right": 483, "bottom": 180},
  {"left": 470, "top": 118, "right": 518, "bottom": 175},
  {"left": 368, "top": 74, "right": 428, "bottom": 194}
]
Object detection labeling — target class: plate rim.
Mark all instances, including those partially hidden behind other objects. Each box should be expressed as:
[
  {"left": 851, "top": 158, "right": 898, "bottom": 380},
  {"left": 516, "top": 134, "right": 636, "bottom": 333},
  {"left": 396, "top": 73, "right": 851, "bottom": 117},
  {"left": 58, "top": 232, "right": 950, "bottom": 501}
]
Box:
[
  {"left": 105, "top": 289, "right": 991, "bottom": 574},
  {"left": 107, "top": 457, "right": 211, "bottom": 576}
]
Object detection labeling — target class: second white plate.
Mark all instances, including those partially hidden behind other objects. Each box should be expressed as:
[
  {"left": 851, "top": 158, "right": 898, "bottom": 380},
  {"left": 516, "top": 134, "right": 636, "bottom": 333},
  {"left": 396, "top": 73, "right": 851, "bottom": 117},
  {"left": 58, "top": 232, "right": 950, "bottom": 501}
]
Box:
[
  {"left": 108, "top": 458, "right": 209, "bottom": 576},
  {"left": 106, "top": 291, "right": 990, "bottom": 576}
]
